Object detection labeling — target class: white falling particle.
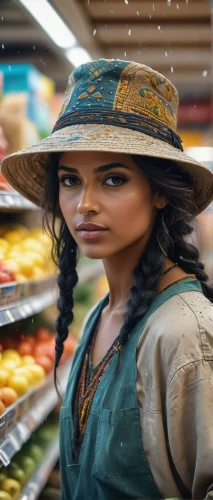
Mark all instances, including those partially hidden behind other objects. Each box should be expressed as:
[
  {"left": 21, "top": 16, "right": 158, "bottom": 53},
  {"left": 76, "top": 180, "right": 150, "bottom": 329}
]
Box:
[
  {"left": 176, "top": 3, "right": 179, "bottom": 8},
  {"left": 93, "top": 29, "right": 96, "bottom": 36},
  {"left": 153, "top": 4, "right": 155, "bottom": 10},
  {"left": 202, "top": 70, "right": 208, "bottom": 77},
  {"left": 149, "top": 15, "right": 152, "bottom": 18},
  {"left": 171, "top": 66, "right": 174, "bottom": 73},
  {"left": 128, "top": 29, "right": 131, "bottom": 35},
  {"left": 2, "top": 44, "right": 4, "bottom": 49},
  {"left": 137, "top": 11, "right": 139, "bottom": 16},
  {"left": 1, "top": 16, "right": 3, "bottom": 20},
  {"left": 165, "top": 51, "right": 168, "bottom": 57},
  {"left": 186, "top": 0, "right": 188, "bottom": 3},
  {"left": 124, "top": 51, "right": 127, "bottom": 56},
  {"left": 8, "top": 65, "right": 11, "bottom": 71},
  {"left": 124, "top": 0, "right": 128, "bottom": 4},
  {"left": 33, "top": 45, "right": 35, "bottom": 50},
  {"left": 167, "top": 0, "right": 171, "bottom": 4},
  {"left": 158, "top": 25, "right": 161, "bottom": 30}
]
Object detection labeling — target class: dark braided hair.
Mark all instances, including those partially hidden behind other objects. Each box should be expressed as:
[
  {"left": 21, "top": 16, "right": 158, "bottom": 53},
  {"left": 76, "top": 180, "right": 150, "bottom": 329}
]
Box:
[{"left": 41, "top": 153, "right": 213, "bottom": 386}]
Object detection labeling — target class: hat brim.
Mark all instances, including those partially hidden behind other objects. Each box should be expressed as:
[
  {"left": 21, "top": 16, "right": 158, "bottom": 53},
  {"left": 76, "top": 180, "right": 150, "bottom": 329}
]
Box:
[{"left": 1, "top": 123, "right": 213, "bottom": 214}]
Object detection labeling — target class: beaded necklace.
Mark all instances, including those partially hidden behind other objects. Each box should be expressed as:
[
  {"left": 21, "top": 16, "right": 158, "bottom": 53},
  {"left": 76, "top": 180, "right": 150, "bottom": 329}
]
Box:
[{"left": 72, "top": 315, "right": 122, "bottom": 459}]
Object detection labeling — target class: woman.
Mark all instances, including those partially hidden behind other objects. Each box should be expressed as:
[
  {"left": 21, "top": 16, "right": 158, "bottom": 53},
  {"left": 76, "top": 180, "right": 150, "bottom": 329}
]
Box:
[{"left": 2, "top": 59, "right": 213, "bottom": 500}]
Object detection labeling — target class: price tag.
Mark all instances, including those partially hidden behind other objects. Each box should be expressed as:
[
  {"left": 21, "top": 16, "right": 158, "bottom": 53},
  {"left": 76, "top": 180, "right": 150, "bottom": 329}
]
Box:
[{"left": 5, "top": 309, "right": 15, "bottom": 322}]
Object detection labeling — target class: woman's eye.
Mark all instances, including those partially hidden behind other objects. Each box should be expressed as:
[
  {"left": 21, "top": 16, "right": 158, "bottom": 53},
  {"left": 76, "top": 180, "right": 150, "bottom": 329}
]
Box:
[
  {"left": 59, "top": 176, "right": 80, "bottom": 187},
  {"left": 104, "top": 175, "right": 126, "bottom": 187}
]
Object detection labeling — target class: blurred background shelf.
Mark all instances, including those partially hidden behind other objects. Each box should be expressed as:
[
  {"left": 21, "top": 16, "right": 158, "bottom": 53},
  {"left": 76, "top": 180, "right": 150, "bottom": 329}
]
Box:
[
  {"left": 0, "top": 191, "right": 38, "bottom": 212},
  {"left": 0, "top": 359, "right": 70, "bottom": 466},
  {"left": 0, "top": 287, "right": 58, "bottom": 326},
  {"left": 19, "top": 437, "right": 60, "bottom": 500}
]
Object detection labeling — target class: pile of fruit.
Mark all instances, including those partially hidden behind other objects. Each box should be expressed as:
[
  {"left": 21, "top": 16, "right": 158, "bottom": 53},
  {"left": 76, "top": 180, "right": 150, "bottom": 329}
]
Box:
[
  {"left": 0, "top": 224, "right": 55, "bottom": 283},
  {"left": 0, "top": 419, "right": 58, "bottom": 499},
  {"left": 0, "top": 327, "right": 76, "bottom": 415}
]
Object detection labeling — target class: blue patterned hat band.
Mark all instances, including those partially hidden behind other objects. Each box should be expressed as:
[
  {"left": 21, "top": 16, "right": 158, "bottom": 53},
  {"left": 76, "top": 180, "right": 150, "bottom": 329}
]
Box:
[{"left": 53, "top": 110, "right": 183, "bottom": 152}]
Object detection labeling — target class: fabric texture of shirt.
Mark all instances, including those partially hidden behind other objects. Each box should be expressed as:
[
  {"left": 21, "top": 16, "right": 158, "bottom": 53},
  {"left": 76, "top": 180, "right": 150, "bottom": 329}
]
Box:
[{"left": 78, "top": 285, "right": 213, "bottom": 499}]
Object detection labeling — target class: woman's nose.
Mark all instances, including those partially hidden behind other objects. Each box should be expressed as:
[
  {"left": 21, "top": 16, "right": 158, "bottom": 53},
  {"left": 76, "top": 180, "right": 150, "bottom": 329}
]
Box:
[{"left": 77, "top": 187, "right": 100, "bottom": 215}]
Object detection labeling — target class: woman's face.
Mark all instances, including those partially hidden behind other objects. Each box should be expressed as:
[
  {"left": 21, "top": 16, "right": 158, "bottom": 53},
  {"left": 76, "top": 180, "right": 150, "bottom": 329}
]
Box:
[{"left": 58, "top": 151, "right": 166, "bottom": 259}]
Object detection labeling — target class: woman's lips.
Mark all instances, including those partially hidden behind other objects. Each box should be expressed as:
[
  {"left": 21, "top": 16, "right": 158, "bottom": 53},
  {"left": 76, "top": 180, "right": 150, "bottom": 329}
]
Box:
[{"left": 77, "top": 229, "right": 109, "bottom": 240}]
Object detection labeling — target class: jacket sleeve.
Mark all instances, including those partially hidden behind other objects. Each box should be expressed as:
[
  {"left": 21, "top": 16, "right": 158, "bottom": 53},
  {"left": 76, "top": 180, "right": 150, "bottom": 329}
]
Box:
[{"left": 166, "top": 359, "right": 213, "bottom": 500}]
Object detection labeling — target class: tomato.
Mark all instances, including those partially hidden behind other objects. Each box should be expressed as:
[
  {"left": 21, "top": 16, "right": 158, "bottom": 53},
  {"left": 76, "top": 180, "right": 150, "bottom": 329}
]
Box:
[
  {"left": 0, "top": 272, "right": 11, "bottom": 283},
  {"left": 35, "top": 355, "right": 53, "bottom": 374},
  {"left": 17, "top": 341, "right": 33, "bottom": 356}
]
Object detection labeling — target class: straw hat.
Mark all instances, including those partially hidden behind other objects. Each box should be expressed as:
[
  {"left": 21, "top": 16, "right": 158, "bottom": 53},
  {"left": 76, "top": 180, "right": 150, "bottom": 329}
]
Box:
[{"left": 1, "top": 58, "right": 213, "bottom": 213}]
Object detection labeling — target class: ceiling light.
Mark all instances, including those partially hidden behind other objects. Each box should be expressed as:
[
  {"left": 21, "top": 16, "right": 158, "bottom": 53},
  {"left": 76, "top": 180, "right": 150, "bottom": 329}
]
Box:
[
  {"left": 66, "top": 47, "right": 92, "bottom": 67},
  {"left": 18, "top": 0, "right": 76, "bottom": 49}
]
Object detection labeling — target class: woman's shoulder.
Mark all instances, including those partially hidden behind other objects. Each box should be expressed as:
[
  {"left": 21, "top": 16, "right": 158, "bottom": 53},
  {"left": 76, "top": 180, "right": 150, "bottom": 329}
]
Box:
[{"left": 137, "top": 289, "right": 213, "bottom": 381}]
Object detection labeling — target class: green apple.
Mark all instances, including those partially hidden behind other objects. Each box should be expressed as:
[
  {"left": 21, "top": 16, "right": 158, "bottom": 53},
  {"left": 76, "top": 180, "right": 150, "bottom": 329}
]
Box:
[
  {"left": 16, "top": 456, "right": 36, "bottom": 479},
  {"left": 26, "top": 444, "right": 43, "bottom": 464},
  {"left": 7, "top": 463, "right": 26, "bottom": 487},
  {"left": 0, "top": 491, "right": 12, "bottom": 500},
  {"left": 1, "top": 478, "right": 21, "bottom": 499},
  {"left": 0, "top": 473, "right": 7, "bottom": 487}
]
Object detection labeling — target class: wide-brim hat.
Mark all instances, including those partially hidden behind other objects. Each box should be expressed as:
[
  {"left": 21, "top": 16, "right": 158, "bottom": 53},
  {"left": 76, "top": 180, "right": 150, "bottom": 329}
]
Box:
[{"left": 1, "top": 59, "right": 213, "bottom": 214}]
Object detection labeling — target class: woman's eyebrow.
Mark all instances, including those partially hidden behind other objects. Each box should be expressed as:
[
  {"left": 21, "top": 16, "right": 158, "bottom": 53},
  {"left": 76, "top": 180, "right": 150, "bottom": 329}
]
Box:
[{"left": 58, "top": 162, "right": 132, "bottom": 174}]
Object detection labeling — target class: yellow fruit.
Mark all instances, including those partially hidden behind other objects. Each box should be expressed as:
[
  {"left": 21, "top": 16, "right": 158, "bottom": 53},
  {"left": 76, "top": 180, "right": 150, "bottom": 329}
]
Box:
[
  {"left": 11, "top": 224, "right": 29, "bottom": 238},
  {"left": 22, "top": 238, "right": 46, "bottom": 257},
  {"left": 28, "top": 364, "right": 45, "bottom": 385},
  {"left": 8, "top": 373, "right": 29, "bottom": 396},
  {"left": 14, "top": 367, "right": 34, "bottom": 386},
  {"left": 0, "top": 238, "right": 9, "bottom": 251},
  {"left": 0, "top": 359, "right": 18, "bottom": 372},
  {"left": 4, "top": 231, "right": 22, "bottom": 245},
  {"left": 21, "top": 355, "right": 35, "bottom": 365},
  {"left": 15, "top": 273, "right": 28, "bottom": 283},
  {"left": 31, "top": 266, "right": 46, "bottom": 280},
  {"left": 2, "top": 350, "right": 22, "bottom": 366},
  {"left": 0, "top": 367, "right": 9, "bottom": 388},
  {"left": 13, "top": 256, "right": 33, "bottom": 279}
]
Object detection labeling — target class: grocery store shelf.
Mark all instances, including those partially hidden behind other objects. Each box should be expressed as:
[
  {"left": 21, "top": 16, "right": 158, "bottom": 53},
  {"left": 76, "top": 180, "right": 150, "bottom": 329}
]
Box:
[
  {"left": 20, "top": 437, "right": 59, "bottom": 500},
  {"left": 0, "top": 286, "right": 58, "bottom": 326},
  {"left": 0, "top": 191, "right": 38, "bottom": 212},
  {"left": 0, "top": 360, "right": 70, "bottom": 466},
  {"left": 0, "top": 277, "right": 57, "bottom": 308}
]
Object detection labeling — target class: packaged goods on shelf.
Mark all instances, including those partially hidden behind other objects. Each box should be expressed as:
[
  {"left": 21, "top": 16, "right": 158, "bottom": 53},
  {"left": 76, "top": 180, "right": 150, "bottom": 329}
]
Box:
[{"left": 0, "top": 63, "right": 55, "bottom": 139}]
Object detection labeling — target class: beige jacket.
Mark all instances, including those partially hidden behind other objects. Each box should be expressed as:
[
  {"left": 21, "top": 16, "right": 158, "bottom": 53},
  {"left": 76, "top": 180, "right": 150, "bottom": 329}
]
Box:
[
  {"left": 79, "top": 288, "right": 213, "bottom": 499},
  {"left": 136, "top": 289, "right": 213, "bottom": 500}
]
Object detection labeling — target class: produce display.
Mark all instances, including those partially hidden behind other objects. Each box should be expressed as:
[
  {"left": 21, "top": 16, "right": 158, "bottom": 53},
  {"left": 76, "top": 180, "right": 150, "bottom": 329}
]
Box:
[
  {"left": 0, "top": 326, "right": 76, "bottom": 415},
  {"left": 0, "top": 224, "right": 55, "bottom": 282},
  {"left": 0, "top": 417, "right": 58, "bottom": 499},
  {"left": 0, "top": 63, "right": 107, "bottom": 499}
]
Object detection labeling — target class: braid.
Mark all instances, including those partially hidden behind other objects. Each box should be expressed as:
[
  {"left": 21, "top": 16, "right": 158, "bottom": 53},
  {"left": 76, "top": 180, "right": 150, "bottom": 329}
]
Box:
[
  {"left": 114, "top": 216, "right": 164, "bottom": 372},
  {"left": 169, "top": 225, "right": 213, "bottom": 302},
  {"left": 54, "top": 224, "right": 79, "bottom": 395}
]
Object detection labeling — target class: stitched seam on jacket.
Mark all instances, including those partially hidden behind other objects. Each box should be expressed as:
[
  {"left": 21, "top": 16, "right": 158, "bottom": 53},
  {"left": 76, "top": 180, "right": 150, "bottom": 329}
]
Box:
[{"left": 168, "top": 357, "right": 212, "bottom": 388}]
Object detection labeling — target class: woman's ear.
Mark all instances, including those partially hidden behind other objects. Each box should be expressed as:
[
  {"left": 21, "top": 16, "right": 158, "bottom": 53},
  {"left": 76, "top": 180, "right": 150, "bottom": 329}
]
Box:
[{"left": 153, "top": 193, "right": 168, "bottom": 210}]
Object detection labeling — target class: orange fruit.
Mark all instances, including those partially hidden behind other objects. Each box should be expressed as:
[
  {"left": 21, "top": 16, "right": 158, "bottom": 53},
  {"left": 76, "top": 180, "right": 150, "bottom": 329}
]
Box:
[{"left": 0, "top": 387, "right": 18, "bottom": 407}]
